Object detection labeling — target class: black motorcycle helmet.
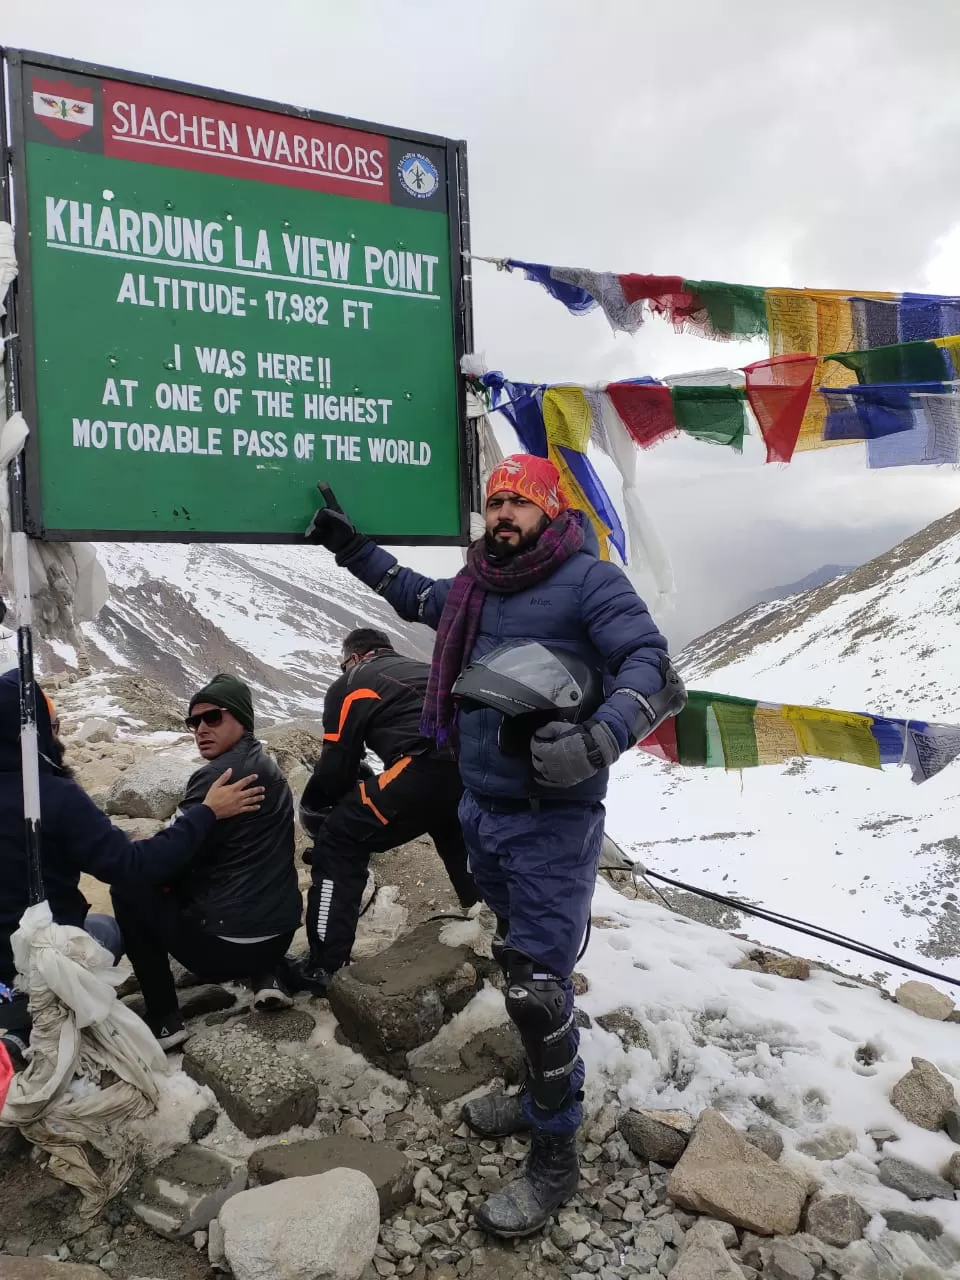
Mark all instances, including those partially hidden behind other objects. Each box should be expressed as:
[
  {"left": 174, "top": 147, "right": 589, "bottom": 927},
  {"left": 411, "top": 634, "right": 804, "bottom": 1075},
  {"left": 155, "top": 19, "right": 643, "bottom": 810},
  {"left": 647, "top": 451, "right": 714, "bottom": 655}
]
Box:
[{"left": 452, "top": 641, "right": 602, "bottom": 755}]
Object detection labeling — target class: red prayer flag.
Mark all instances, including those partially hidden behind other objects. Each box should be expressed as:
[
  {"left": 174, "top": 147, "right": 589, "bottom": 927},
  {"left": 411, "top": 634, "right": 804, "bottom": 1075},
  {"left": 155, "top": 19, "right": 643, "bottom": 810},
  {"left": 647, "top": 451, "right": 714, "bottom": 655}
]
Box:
[
  {"left": 618, "top": 275, "right": 705, "bottom": 330},
  {"left": 743, "top": 354, "right": 817, "bottom": 463},
  {"left": 639, "top": 715, "right": 679, "bottom": 763},
  {"left": 607, "top": 383, "right": 677, "bottom": 449}
]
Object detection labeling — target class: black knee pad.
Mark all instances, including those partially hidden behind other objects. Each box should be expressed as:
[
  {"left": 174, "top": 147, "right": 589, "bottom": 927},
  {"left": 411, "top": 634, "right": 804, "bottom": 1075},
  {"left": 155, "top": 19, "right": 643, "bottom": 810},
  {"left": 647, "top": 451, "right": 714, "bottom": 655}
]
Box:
[{"left": 503, "top": 952, "right": 578, "bottom": 1114}]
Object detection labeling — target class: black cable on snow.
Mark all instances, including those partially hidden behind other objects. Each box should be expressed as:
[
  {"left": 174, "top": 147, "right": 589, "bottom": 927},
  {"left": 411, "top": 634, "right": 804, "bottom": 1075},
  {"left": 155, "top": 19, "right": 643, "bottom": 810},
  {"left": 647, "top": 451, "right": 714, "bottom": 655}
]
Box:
[{"left": 637, "top": 866, "right": 960, "bottom": 990}]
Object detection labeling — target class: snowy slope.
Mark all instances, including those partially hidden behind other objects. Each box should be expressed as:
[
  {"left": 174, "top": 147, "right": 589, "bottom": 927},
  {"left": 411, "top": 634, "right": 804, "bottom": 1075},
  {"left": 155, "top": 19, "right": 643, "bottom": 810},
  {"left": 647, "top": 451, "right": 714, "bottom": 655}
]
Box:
[
  {"left": 605, "top": 506, "right": 960, "bottom": 989},
  {"left": 39, "top": 542, "right": 435, "bottom": 721}
]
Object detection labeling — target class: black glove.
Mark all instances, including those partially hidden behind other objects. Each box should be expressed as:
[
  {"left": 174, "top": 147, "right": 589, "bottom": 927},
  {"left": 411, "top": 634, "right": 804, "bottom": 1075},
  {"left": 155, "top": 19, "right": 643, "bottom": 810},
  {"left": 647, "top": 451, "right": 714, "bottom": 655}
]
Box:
[
  {"left": 305, "top": 507, "right": 364, "bottom": 557},
  {"left": 531, "top": 718, "right": 620, "bottom": 788}
]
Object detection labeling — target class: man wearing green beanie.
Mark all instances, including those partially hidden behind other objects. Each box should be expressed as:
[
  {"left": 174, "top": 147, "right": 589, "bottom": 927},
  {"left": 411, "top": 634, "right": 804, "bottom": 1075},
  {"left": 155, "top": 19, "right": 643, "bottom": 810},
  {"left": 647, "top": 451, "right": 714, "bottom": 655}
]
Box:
[{"left": 112, "top": 673, "right": 301, "bottom": 1048}]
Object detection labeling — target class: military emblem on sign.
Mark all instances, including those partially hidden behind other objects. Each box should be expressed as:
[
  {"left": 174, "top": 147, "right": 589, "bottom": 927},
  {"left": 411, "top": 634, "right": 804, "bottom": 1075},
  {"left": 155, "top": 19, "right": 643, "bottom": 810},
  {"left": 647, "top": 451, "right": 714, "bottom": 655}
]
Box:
[
  {"left": 397, "top": 152, "right": 439, "bottom": 200},
  {"left": 31, "top": 78, "right": 95, "bottom": 140}
]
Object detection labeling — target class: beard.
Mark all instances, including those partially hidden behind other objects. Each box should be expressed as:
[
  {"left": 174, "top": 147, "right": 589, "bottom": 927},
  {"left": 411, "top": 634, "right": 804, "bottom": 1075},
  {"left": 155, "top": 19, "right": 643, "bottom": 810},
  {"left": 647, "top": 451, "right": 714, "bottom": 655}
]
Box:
[{"left": 484, "top": 514, "right": 549, "bottom": 561}]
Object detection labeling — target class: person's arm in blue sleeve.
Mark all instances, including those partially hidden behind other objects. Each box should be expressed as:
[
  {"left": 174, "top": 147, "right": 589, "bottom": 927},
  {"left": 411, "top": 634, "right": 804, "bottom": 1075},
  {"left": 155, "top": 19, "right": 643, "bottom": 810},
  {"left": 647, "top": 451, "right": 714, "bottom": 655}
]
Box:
[
  {"left": 581, "top": 561, "right": 671, "bottom": 750},
  {"left": 54, "top": 779, "right": 216, "bottom": 888},
  {"left": 305, "top": 504, "right": 452, "bottom": 629}
]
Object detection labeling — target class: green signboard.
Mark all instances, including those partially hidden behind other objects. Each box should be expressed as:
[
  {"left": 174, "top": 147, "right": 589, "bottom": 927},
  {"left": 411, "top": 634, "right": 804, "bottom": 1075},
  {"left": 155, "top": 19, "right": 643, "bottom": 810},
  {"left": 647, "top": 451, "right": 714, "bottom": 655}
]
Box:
[{"left": 4, "top": 50, "right": 474, "bottom": 542}]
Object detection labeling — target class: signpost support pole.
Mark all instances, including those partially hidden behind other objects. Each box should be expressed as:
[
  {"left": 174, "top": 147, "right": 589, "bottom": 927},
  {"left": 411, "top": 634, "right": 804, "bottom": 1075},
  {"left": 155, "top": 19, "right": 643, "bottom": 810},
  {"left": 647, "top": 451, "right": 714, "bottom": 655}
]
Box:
[{"left": 1, "top": 50, "right": 44, "bottom": 906}]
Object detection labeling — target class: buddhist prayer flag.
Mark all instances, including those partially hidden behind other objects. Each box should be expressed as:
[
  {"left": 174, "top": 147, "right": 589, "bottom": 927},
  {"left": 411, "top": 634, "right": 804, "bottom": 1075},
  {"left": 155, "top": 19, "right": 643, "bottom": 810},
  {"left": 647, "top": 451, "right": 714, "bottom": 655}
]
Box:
[{"left": 640, "top": 691, "right": 960, "bottom": 784}]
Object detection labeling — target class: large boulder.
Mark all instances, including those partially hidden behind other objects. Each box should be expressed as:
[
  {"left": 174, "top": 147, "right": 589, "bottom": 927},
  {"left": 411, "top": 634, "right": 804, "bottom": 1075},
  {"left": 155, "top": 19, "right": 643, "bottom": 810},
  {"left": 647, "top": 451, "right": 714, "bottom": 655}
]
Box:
[
  {"left": 328, "top": 921, "right": 486, "bottom": 1071},
  {"left": 217, "top": 1168, "right": 379, "bottom": 1280},
  {"left": 248, "top": 1136, "right": 414, "bottom": 1218},
  {"left": 183, "top": 1027, "right": 318, "bottom": 1137},
  {"left": 105, "top": 754, "right": 190, "bottom": 819},
  {"left": 895, "top": 981, "right": 955, "bottom": 1021},
  {"left": 890, "top": 1057, "right": 957, "bottom": 1131},
  {"left": 667, "top": 1109, "right": 806, "bottom": 1236}
]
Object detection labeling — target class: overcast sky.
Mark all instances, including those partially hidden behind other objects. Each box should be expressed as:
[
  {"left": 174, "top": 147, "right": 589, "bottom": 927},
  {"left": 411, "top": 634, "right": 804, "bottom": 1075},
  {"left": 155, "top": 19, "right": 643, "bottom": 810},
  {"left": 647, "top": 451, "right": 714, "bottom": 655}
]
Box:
[{"left": 5, "top": 0, "right": 960, "bottom": 646}]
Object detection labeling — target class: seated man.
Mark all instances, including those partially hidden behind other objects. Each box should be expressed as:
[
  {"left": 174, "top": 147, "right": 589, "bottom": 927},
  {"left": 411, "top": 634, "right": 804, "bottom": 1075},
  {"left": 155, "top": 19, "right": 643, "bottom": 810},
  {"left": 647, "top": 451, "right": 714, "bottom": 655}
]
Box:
[
  {"left": 0, "top": 672, "right": 263, "bottom": 1064},
  {"left": 112, "top": 674, "right": 301, "bottom": 1047},
  {"left": 294, "top": 628, "right": 478, "bottom": 993}
]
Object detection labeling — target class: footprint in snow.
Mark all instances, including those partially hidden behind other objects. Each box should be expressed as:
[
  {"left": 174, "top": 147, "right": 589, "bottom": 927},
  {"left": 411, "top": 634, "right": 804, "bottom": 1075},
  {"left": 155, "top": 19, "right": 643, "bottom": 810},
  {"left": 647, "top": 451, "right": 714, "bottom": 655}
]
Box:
[
  {"left": 606, "top": 934, "right": 632, "bottom": 952},
  {"left": 827, "top": 1024, "right": 860, "bottom": 1043},
  {"left": 812, "top": 999, "right": 838, "bottom": 1013},
  {"left": 750, "top": 975, "right": 778, "bottom": 991}
]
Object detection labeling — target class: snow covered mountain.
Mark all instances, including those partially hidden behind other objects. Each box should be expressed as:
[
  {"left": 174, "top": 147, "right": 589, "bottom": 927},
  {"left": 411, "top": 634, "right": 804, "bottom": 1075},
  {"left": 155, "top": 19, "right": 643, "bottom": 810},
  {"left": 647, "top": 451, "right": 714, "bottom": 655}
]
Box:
[
  {"left": 604, "top": 505, "right": 960, "bottom": 988},
  {"left": 752, "top": 563, "right": 855, "bottom": 607},
  {"left": 35, "top": 542, "right": 435, "bottom": 721}
]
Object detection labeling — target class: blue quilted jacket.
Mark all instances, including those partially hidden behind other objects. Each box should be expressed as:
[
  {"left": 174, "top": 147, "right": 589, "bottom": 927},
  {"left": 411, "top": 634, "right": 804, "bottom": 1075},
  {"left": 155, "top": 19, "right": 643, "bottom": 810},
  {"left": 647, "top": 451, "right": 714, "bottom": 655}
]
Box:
[{"left": 338, "top": 524, "right": 670, "bottom": 802}]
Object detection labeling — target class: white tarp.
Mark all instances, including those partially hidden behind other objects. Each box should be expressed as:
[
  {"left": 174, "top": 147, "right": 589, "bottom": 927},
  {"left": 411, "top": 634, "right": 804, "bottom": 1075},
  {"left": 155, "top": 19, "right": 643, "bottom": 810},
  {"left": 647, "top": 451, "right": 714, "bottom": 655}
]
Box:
[{"left": 0, "top": 903, "right": 169, "bottom": 1218}]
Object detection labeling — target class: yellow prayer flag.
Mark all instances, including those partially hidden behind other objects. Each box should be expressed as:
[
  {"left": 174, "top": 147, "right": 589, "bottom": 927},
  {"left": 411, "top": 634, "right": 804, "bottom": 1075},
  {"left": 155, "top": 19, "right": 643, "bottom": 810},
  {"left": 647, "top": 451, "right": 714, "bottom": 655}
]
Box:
[
  {"left": 543, "top": 386, "right": 594, "bottom": 454},
  {"left": 753, "top": 706, "right": 802, "bottom": 764},
  {"left": 781, "top": 705, "right": 881, "bottom": 769}
]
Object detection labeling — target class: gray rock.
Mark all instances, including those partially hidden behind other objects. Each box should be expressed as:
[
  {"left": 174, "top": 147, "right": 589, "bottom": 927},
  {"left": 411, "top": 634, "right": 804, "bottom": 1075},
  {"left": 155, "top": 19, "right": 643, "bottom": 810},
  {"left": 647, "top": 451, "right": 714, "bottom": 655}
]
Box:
[
  {"left": 877, "top": 1156, "right": 955, "bottom": 1201},
  {"left": 218, "top": 1168, "right": 379, "bottom": 1280},
  {"left": 327, "top": 921, "right": 486, "bottom": 1070},
  {"left": 179, "top": 984, "right": 237, "bottom": 1020},
  {"left": 895, "top": 981, "right": 955, "bottom": 1021},
  {"left": 619, "top": 1111, "right": 690, "bottom": 1166},
  {"left": 183, "top": 1027, "right": 318, "bottom": 1138},
  {"left": 558, "top": 1210, "right": 593, "bottom": 1244},
  {"left": 943, "top": 1150, "right": 960, "bottom": 1188},
  {"left": 882, "top": 1210, "right": 943, "bottom": 1239},
  {"left": 596, "top": 1009, "right": 650, "bottom": 1050},
  {"left": 132, "top": 1145, "right": 246, "bottom": 1240},
  {"left": 667, "top": 1109, "right": 806, "bottom": 1236},
  {"left": 768, "top": 1242, "right": 814, "bottom": 1280},
  {"left": 243, "top": 1007, "right": 317, "bottom": 1043},
  {"left": 943, "top": 1106, "right": 960, "bottom": 1144},
  {"left": 890, "top": 1058, "right": 957, "bottom": 1132},
  {"left": 248, "top": 1136, "right": 414, "bottom": 1218},
  {"left": 804, "top": 1194, "right": 870, "bottom": 1247},
  {"left": 74, "top": 718, "right": 116, "bottom": 745},
  {"left": 669, "top": 1221, "right": 746, "bottom": 1278},
  {"left": 684, "top": 1219, "right": 738, "bottom": 1250},
  {"left": 458, "top": 1024, "right": 525, "bottom": 1086},
  {"left": 105, "top": 756, "right": 188, "bottom": 820},
  {"left": 189, "top": 1107, "right": 219, "bottom": 1141},
  {"left": 744, "top": 1125, "right": 783, "bottom": 1162},
  {"left": 796, "top": 1127, "right": 858, "bottom": 1161}
]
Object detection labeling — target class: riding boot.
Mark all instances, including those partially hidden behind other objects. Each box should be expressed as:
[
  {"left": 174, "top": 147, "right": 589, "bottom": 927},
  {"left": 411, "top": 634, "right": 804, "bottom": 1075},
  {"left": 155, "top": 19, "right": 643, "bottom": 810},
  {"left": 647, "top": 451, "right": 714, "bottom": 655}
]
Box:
[{"left": 475, "top": 1128, "right": 580, "bottom": 1237}]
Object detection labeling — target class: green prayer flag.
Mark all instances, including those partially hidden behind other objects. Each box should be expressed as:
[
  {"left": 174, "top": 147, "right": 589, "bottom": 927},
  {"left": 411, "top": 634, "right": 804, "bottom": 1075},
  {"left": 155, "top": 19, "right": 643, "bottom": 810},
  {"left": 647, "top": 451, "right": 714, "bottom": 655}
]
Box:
[
  {"left": 826, "top": 340, "right": 949, "bottom": 385},
  {"left": 684, "top": 280, "right": 769, "bottom": 341},
  {"left": 671, "top": 385, "right": 748, "bottom": 450},
  {"left": 711, "top": 695, "right": 760, "bottom": 768}
]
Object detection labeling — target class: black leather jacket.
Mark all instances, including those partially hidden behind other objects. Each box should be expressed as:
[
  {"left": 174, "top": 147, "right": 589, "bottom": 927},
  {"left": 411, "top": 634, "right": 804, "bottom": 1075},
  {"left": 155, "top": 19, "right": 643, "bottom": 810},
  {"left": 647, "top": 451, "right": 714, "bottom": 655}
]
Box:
[{"left": 178, "top": 733, "right": 300, "bottom": 936}]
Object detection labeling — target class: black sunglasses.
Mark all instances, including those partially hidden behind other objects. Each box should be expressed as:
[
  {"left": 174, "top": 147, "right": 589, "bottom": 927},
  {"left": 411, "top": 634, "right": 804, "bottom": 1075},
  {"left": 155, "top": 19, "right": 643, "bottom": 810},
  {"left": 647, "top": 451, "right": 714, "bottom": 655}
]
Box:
[{"left": 185, "top": 708, "right": 225, "bottom": 732}]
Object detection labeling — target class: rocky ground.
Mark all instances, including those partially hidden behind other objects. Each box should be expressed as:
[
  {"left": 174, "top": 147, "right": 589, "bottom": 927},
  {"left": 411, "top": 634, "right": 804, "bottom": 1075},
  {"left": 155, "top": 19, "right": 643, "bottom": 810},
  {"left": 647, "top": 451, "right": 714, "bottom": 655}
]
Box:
[{"left": 4, "top": 681, "right": 960, "bottom": 1280}]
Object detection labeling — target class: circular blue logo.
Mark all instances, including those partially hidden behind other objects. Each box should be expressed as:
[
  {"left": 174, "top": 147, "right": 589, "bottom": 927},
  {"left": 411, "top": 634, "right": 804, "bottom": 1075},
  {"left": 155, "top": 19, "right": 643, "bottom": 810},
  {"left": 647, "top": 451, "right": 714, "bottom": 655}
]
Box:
[{"left": 398, "top": 152, "right": 440, "bottom": 200}]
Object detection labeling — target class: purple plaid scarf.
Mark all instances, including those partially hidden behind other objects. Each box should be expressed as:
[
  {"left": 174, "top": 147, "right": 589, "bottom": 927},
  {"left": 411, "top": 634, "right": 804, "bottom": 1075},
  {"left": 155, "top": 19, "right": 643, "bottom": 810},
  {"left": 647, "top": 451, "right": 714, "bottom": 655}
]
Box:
[{"left": 421, "top": 509, "right": 586, "bottom": 744}]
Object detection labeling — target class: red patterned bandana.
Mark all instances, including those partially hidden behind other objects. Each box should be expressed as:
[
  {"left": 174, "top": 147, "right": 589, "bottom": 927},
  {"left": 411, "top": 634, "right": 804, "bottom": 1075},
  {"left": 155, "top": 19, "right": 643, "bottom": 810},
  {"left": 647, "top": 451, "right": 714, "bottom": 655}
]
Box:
[{"left": 486, "top": 453, "right": 568, "bottom": 519}]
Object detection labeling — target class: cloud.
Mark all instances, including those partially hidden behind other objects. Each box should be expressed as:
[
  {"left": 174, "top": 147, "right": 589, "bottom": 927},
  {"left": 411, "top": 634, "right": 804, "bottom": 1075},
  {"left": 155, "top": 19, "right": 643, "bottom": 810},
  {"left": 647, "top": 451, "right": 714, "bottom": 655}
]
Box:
[{"left": 6, "top": 0, "right": 960, "bottom": 645}]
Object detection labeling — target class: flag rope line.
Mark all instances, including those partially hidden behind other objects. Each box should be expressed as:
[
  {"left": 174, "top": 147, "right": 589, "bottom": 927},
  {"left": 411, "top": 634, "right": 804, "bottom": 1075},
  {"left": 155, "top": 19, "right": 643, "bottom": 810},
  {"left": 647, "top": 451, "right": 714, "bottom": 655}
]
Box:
[{"left": 634, "top": 867, "right": 960, "bottom": 989}]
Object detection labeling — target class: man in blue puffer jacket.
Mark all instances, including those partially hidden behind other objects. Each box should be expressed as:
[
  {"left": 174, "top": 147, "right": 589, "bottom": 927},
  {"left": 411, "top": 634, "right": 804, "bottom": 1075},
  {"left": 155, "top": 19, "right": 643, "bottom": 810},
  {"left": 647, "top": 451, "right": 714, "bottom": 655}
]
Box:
[{"left": 306, "top": 453, "right": 682, "bottom": 1237}]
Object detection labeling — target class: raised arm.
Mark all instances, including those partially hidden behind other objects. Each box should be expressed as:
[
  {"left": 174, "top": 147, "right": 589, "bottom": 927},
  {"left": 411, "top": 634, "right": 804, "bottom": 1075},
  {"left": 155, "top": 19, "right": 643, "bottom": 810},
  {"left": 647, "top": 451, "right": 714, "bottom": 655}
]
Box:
[{"left": 305, "top": 505, "right": 451, "bottom": 629}]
